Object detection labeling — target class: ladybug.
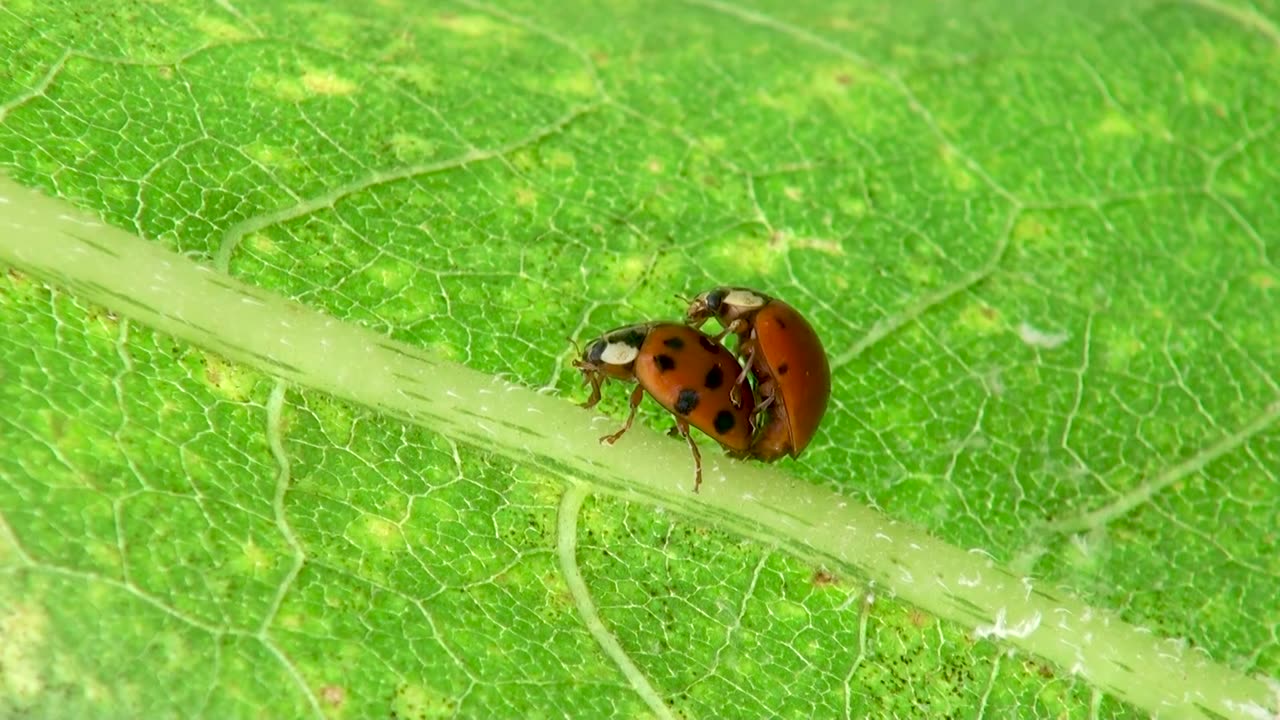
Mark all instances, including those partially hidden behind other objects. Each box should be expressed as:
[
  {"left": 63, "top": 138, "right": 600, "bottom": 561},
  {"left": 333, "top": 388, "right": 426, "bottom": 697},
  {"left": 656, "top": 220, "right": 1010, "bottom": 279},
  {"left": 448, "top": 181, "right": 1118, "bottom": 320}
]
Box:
[
  {"left": 574, "top": 322, "right": 756, "bottom": 492},
  {"left": 685, "top": 287, "right": 831, "bottom": 461}
]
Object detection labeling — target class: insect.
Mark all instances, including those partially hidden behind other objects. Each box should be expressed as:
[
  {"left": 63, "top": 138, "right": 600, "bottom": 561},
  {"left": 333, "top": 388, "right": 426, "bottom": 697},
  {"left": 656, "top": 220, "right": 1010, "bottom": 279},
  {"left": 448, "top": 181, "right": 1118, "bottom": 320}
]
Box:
[
  {"left": 574, "top": 322, "right": 756, "bottom": 492},
  {"left": 685, "top": 287, "right": 831, "bottom": 461}
]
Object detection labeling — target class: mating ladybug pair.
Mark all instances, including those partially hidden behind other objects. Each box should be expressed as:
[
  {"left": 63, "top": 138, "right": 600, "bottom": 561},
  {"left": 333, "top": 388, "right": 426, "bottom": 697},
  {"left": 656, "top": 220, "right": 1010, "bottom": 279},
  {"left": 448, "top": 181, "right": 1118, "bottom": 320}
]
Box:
[{"left": 574, "top": 287, "right": 831, "bottom": 492}]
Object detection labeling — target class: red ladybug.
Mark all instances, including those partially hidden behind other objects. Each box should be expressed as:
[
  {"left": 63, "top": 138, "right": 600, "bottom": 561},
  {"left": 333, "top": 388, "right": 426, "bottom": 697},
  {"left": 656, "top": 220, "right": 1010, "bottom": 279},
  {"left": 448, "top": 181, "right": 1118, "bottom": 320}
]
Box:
[
  {"left": 575, "top": 322, "right": 756, "bottom": 492},
  {"left": 685, "top": 287, "right": 830, "bottom": 461}
]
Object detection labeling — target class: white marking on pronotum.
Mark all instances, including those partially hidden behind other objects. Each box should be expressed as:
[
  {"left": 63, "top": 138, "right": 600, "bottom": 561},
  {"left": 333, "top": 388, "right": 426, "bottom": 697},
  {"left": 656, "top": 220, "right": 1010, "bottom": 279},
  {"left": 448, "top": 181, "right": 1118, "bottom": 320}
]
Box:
[
  {"left": 974, "top": 608, "right": 1043, "bottom": 640},
  {"left": 1018, "top": 321, "right": 1069, "bottom": 349},
  {"left": 724, "top": 289, "right": 767, "bottom": 308},
  {"left": 600, "top": 341, "right": 640, "bottom": 365}
]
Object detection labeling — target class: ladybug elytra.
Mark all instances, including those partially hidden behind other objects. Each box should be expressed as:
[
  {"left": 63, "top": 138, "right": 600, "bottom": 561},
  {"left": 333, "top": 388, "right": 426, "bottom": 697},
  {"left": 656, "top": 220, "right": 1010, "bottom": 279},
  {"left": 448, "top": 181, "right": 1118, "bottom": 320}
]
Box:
[{"left": 574, "top": 322, "right": 756, "bottom": 492}]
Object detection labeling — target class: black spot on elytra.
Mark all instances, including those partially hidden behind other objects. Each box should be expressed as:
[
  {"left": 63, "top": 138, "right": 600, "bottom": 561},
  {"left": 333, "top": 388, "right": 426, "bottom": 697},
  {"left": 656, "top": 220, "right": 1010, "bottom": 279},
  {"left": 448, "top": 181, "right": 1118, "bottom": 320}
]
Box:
[
  {"left": 777, "top": 362, "right": 790, "bottom": 376},
  {"left": 655, "top": 354, "right": 676, "bottom": 372},
  {"left": 704, "top": 366, "right": 724, "bottom": 389},
  {"left": 662, "top": 336, "right": 685, "bottom": 350},
  {"left": 675, "top": 389, "right": 700, "bottom": 415},
  {"left": 775, "top": 317, "right": 787, "bottom": 329},
  {"left": 713, "top": 410, "right": 735, "bottom": 434},
  {"left": 698, "top": 335, "right": 719, "bottom": 353}
]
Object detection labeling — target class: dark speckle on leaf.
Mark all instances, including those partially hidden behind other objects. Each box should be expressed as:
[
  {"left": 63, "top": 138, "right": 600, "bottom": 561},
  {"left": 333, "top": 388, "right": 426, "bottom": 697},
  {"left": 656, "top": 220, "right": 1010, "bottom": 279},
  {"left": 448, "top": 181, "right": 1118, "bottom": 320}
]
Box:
[{"left": 675, "top": 389, "right": 699, "bottom": 414}]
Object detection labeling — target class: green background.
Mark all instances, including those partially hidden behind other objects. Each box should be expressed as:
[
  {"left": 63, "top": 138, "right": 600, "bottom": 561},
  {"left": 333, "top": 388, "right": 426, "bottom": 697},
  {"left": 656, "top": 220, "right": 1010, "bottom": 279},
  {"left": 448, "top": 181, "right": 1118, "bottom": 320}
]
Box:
[{"left": 1, "top": 0, "right": 1278, "bottom": 717}]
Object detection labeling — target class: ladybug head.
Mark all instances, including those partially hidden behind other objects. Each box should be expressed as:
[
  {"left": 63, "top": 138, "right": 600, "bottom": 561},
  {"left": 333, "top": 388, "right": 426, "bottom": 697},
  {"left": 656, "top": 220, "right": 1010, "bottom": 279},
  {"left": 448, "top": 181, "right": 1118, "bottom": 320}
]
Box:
[
  {"left": 685, "top": 287, "right": 729, "bottom": 326},
  {"left": 686, "top": 287, "right": 767, "bottom": 326}
]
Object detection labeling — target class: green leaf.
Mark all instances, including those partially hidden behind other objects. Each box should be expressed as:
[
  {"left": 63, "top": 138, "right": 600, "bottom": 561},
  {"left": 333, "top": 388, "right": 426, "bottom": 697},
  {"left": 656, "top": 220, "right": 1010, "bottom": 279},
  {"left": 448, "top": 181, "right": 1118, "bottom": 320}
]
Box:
[{"left": 1, "top": 1, "right": 1277, "bottom": 719}]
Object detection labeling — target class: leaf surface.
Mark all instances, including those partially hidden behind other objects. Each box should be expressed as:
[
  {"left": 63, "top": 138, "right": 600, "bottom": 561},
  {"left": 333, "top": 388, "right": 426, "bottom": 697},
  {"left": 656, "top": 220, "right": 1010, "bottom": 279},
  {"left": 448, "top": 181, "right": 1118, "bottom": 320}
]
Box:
[{"left": 1, "top": 1, "right": 1278, "bottom": 718}]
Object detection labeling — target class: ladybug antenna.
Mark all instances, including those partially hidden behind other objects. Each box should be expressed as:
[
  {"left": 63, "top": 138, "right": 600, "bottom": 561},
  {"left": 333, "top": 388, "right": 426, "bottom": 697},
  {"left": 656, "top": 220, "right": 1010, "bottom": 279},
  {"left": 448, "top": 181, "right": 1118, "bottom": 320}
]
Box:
[
  {"left": 566, "top": 335, "right": 583, "bottom": 356},
  {"left": 673, "top": 292, "right": 692, "bottom": 305}
]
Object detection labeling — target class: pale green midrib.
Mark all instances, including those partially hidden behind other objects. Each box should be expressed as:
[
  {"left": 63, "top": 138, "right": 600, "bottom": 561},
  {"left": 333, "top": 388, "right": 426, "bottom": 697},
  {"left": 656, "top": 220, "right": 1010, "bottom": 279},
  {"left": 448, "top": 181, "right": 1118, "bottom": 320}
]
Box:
[{"left": 0, "top": 177, "right": 1275, "bottom": 720}]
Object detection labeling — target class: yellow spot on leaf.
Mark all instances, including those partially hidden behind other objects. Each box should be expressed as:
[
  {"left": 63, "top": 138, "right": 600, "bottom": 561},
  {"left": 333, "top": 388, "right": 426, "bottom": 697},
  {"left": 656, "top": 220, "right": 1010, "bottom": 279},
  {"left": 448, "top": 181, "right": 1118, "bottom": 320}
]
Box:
[
  {"left": 810, "top": 62, "right": 871, "bottom": 98},
  {"left": 1013, "top": 217, "right": 1044, "bottom": 241},
  {"left": 434, "top": 13, "right": 509, "bottom": 38},
  {"left": 768, "top": 598, "right": 808, "bottom": 622},
  {"left": 389, "top": 133, "right": 437, "bottom": 162},
  {"left": 791, "top": 234, "right": 845, "bottom": 256},
  {"left": 356, "top": 514, "right": 403, "bottom": 550},
  {"left": 250, "top": 72, "right": 307, "bottom": 103},
  {"left": 514, "top": 187, "right": 538, "bottom": 207},
  {"left": 249, "top": 234, "right": 279, "bottom": 255},
  {"left": 203, "top": 354, "right": 257, "bottom": 401},
  {"left": 302, "top": 69, "right": 357, "bottom": 96},
  {"left": 238, "top": 538, "right": 273, "bottom": 576},
  {"left": 700, "top": 135, "right": 727, "bottom": 153},
  {"left": 1095, "top": 112, "right": 1136, "bottom": 137},
  {"left": 1249, "top": 271, "right": 1275, "bottom": 290},
  {"left": 837, "top": 196, "right": 868, "bottom": 218},
  {"left": 553, "top": 70, "right": 597, "bottom": 97},
  {"left": 710, "top": 232, "right": 782, "bottom": 275},
  {"left": 194, "top": 15, "right": 252, "bottom": 41},
  {"left": 1188, "top": 81, "right": 1213, "bottom": 106},
  {"left": 1192, "top": 39, "right": 1217, "bottom": 72},
  {"left": 364, "top": 255, "right": 414, "bottom": 292},
  {"left": 243, "top": 142, "right": 298, "bottom": 173},
  {"left": 1, "top": 603, "right": 48, "bottom": 701},
  {"left": 957, "top": 303, "right": 1004, "bottom": 335},
  {"left": 545, "top": 149, "right": 575, "bottom": 169},
  {"left": 1102, "top": 333, "right": 1144, "bottom": 371},
  {"left": 939, "top": 144, "right": 975, "bottom": 191}
]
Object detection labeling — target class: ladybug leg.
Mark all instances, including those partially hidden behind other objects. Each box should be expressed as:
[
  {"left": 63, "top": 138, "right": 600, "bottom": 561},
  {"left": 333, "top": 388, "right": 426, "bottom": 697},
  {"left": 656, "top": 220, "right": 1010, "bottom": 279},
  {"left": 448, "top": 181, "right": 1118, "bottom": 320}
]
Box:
[
  {"left": 672, "top": 418, "right": 703, "bottom": 493},
  {"left": 579, "top": 372, "right": 605, "bottom": 409},
  {"left": 600, "top": 385, "right": 644, "bottom": 445},
  {"left": 729, "top": 339, "right": 758, "bottom": 407},
  {"left": 667, "top": 425, "right": 682, "bottom": 438},
  {"left": 753, "top": 391, "right": 776, "bottom": 425},
  {"left": 752, "top": 377, "right": 778, "bottom": 423},
  {"left": 710, "top": 318, "right": 745, "bottom": 344}
]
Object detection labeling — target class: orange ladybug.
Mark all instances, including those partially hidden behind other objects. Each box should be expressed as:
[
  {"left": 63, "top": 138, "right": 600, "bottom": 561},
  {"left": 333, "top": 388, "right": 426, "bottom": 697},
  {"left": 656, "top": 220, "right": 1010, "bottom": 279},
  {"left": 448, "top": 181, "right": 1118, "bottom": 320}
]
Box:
[
  {"left": 575, "top": 322, "right": 756, "bottom": 492},
  {"left": 685, "top": 287, "right": 830, "bottom": 461}
]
